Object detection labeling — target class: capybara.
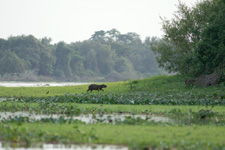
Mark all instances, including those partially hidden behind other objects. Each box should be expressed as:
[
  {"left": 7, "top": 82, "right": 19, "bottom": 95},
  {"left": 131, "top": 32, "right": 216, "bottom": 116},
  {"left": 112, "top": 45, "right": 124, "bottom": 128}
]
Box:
[
  {"left": 87, "top": 84, "right": 107, "bottom": 92},
  {"left": 185, "top": 78, "right": 196, "bottom": 86}
]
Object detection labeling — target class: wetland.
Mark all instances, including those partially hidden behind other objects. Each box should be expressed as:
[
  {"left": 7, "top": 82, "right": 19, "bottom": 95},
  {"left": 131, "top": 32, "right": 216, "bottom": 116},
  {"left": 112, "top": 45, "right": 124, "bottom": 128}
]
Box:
[{"left": 0, "top": 75, "right": 224, "bottom": 149}]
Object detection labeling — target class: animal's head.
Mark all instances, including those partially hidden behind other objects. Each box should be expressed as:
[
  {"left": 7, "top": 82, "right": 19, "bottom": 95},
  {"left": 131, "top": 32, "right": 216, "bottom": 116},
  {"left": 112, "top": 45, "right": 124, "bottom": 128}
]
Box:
[
  {"left": 185, "top": 78, "right": 195, "bottom": 86},
  {"left": 102, "top": 84, "right": 107, "bottom": 88}
]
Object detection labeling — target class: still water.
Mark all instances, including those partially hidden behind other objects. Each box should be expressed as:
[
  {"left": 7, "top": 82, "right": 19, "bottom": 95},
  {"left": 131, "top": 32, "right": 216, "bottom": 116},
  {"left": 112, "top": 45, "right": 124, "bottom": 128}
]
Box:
[
  {"left": 0, "top": 82, "right": 90, "bottom": 87},
  {"left": 0, "top": 112, "right": 171, "bottom": 124},
  {"left": 0, "top": 143, "right": 128, "bottom": 150}
]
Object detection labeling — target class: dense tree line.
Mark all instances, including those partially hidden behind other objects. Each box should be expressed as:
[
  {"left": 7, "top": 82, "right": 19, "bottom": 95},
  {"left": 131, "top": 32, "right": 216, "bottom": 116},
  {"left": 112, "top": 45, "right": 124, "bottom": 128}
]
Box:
[
  {"left": 0, "top": 29, "right": 164, "bottom": 81},
  {"left": 151, "top": 0, "right": 225, "bottom": 85}
]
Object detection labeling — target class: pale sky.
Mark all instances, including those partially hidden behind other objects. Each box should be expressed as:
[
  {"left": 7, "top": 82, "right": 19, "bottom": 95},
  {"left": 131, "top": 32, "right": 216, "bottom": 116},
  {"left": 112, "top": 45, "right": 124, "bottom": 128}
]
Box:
[{"left": 0, "top": 0, "right": 199, "bottom": 43}]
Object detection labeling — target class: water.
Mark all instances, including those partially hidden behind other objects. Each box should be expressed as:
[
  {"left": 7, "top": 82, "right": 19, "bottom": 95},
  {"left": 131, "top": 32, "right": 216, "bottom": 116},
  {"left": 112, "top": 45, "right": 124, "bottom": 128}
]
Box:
[
  {"left": 0, "top": 112, "right": 171, "bottom": 123},
  {"left": 0, "top": 112, "right": 167, "bottom": 150},
  {"left": 0, "top": 143, "right": 128, "bottom": 150},
  {"left": 0, "top": 82, "right": 90, "bottom": 87}
]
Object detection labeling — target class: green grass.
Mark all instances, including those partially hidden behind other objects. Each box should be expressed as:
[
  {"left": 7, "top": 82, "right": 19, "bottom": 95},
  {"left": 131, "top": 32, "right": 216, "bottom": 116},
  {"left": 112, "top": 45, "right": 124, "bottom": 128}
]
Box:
[
  {"left": 65, "top": 104, "right": 225, "bottom": 113},
  {"left": 130, "top": 75, "right": 225, "bottom": 95},
  {"left": 0, "top": 123, "right": 224, "bottom": 149},
  {"left": 0, "top": 75, "right": 224, "bottom": 149},
  {"left": 0, "top": 81, "right": 129, "bottom": 97},
  {"left": 0, "top": 75, "right": 224, "bottom": 98},
  {"left": 0, "top": 102, "right": 225, "bottom": 114}
]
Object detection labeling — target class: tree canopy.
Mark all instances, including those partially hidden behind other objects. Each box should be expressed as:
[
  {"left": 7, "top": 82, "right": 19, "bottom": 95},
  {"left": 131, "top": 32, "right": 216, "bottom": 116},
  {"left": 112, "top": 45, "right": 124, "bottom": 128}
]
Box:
[
  {"left": 0, "top": 29, "right": 164, "bottom": 81},
  {"left": 151, "top": 0, "right": 225, "bottom": 78}
]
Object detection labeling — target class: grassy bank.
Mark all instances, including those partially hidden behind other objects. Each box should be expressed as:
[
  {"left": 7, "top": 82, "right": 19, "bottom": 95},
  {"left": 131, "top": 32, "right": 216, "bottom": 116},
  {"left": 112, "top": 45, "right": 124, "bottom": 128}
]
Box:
[
  {"left": 0, "top": 75, "right": 224, "bottom": 98},
  {"left": 0, "top": 102, "right": 225, "bottom": 114},
  {"left": 0, "top": 123, "right": 224, "bottom": 149},
  {"left": 0, "top": 81, "right": 128, "bottom": 97},
  {"left": 0, "top": 75, "right": 224, "bottom": 149}
]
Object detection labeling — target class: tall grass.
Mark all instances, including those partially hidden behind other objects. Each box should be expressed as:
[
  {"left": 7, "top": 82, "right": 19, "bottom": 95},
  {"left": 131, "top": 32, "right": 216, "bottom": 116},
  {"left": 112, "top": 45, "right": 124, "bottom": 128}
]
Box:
[
  {"left": 129, "top": 75, "right": 225, "bottom": 95},
  {"left": 0, "top": 75, "right": 224, "bottom": 98}
]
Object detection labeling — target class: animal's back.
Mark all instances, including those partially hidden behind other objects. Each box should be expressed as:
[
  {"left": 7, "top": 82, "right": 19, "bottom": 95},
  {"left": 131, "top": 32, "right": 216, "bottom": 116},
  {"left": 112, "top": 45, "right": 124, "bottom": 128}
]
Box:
[
  {"left": 89, "top": 84, "right": 96, "bottom": 88},
  {"left": 87, "top": 84, "right": 107, "bottom": 92},
  {"left": 87, "top": 84, "right": 99, "bottom": 91}
]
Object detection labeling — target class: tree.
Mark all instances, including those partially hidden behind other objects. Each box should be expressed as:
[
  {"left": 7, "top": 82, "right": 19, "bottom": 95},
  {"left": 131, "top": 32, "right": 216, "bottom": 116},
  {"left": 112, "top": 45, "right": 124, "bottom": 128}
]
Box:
[
  {"left": 8, "top": 35, "right": 54, "bottom": 76},
  {"left": 0, "top": 51, "right": 25, "bottom": 75},
  {"left": 70, "top": 52, "right": 84, "bottom": 76},
  {"left": 0, "top": 29, "right": 163, "bottom": 81},
  {"left": 85, "top": 49, "right": 98, "bottom": 72},
  {"left": 53, "top": 42, "right": 72, "bottom": 78},
  {"left": 106, "top": 28, "right": 120, "bottom": 42},
  {"left": 89, "top": 30, "right": 106, "bottom": 42},
  {"left": 151, "top": 0, "right": 225, "bottom": 78},
  {"left": 95, "top": 42, "right": 113, "bottom": 75},
  {"left": 192, "top": 0, "right": 225, "bottom": 76},
  {"left": 0, "top": 39, "right": 10, "bottom": 55},
  {"left": 150, "top": 38, "right": 182, "bottom": 73},
  {"left": 118, "top": 32, "right": 141, "bottom": 44},
  {"left": 38, "top": 48, "right": 55, "bottom": 76},
  {"left": 111, "top": 42, "right": 130, "bottom": 57},
  {"left": 41, "top": 37, "right": 52, "bottom": 46},
  {"left": 9, "top": 35, "right": 41, "bottom": 69},
  {"left": 114, "top": 57, "right": 133, "bottom": 73}
]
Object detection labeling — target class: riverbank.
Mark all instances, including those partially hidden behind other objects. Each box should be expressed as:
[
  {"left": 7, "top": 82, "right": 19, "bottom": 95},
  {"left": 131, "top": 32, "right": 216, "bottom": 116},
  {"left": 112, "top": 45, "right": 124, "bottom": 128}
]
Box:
[{"left": 0, "top": 75, "right": 224, "bottom": 149}]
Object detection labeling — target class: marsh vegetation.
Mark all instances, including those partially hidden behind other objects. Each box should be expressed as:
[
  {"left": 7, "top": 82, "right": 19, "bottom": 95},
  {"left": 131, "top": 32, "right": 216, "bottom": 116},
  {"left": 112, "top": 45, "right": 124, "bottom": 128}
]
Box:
[
  {"left": 0, "top": 75, "right": 224, "bottom": 149},
  {"left": 0, "top": 0, "right": 224, "bottom": 149}
]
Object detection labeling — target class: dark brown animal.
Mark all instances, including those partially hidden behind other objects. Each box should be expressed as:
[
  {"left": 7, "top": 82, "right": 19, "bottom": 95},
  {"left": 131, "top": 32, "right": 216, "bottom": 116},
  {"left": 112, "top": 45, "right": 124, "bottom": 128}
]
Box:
[
  {"left": 185, "top": 78, "right": 196, "bottom": 86},
  {"left": 87, "top": 84, "right": 107, "bottom": 92}
]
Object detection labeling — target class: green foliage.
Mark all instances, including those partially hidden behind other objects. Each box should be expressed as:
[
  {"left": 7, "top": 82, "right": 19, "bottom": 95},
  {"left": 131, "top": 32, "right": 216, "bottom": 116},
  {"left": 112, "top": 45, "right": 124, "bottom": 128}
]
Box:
[
  {"left": 192, "top": 0, "right": 225, "bottom": 76},
  {"left": 1, "top": 102, "right": 225, "bottom": 114},
  {"left": 0, "top": 75, "right": 225, "bottom": 149},
  {"left": 0, "top": 75, "right": 224, "bottom": 105},
  {"left": 8, "top": 35, "right": 54, "bottom": 75},
  {"left": 151, "top": 0, "right": 225, "bottom": 77},
  {"left": 150, "top": 38, "right": 181, "bottom": 72},
  {"left": 0, "top": 51, "right": 25, "bottom": 75},
  {"left": 53, "top": 42, "right": 72, "bottom": 78},
  {"left": 193, "top": 108, "right": 217, "bottom": 119},
  {"left": 114, "top": 57, "right": 133, "bottom": 73},
  {"left": 0, "top": 123, "right": 224, "bottom": 149},
  {"left": 13, "top": 91, "right": 225, "bottom": 106},
  {"left": 0, "top": 29, "right": 163, "bottom": 81}
]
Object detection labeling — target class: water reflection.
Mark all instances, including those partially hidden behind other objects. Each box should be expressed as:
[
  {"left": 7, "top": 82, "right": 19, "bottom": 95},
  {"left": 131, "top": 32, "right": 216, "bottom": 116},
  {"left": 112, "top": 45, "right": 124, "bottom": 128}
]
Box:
[
  {"left": 0, "top": 111, "right": 222, "bottom": 125},
  {"left": 0, "top": 143, "right": 128, "bottom": 150},
  {"left": 0, "top": 112, "right": 171, "bottom": 124},
  {"left": 0, "top": 82, "right": 90, "bottom": 87}
]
